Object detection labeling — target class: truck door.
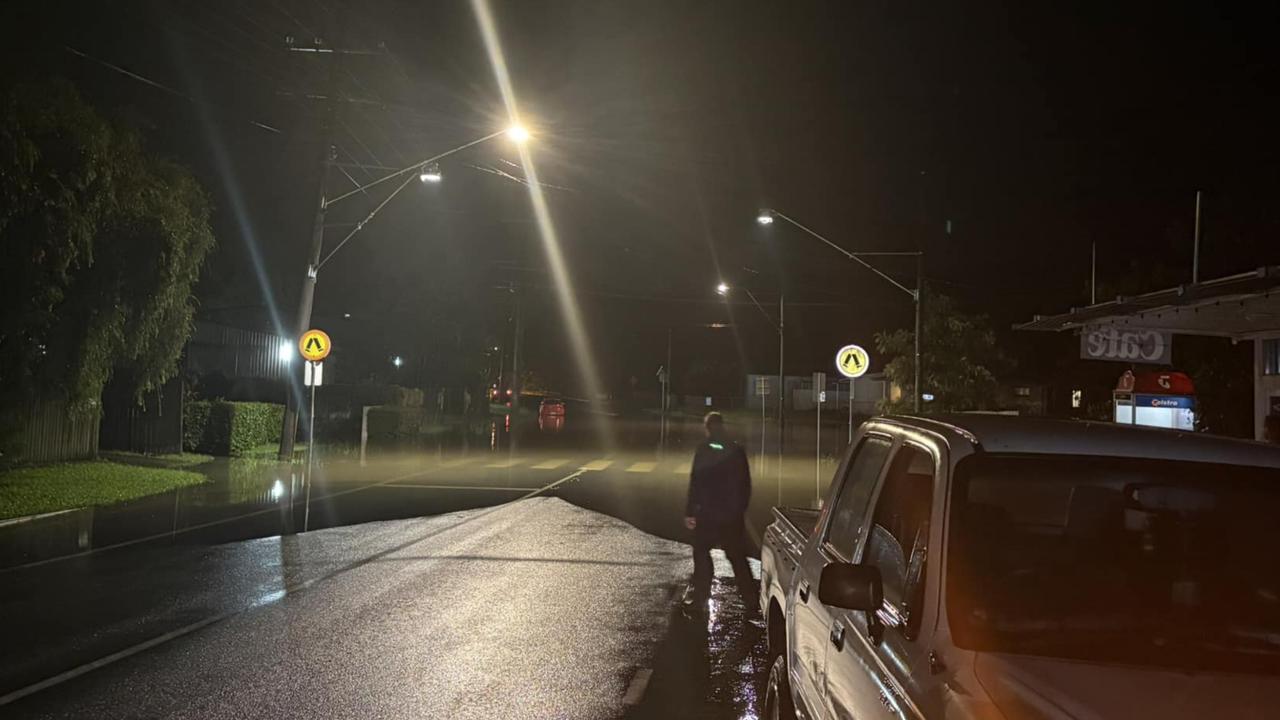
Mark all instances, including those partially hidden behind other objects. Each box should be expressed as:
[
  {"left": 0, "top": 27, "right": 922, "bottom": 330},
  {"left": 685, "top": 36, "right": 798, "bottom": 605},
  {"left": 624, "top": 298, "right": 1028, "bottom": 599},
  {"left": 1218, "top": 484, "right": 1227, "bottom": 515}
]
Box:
[
  {"left": 825, "top": 441, "right": 941, "bottom": 720},
  {"left": 791, "top": 434, "right": 892, "bottom": 718}
]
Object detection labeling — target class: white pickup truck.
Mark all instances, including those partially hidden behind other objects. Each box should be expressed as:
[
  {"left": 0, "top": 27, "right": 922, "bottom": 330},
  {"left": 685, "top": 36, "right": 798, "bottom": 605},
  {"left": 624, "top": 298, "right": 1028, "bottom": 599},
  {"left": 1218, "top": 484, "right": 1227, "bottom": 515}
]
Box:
[{"left": 759, "top": 414, "right": 1280, "bottom": 720}]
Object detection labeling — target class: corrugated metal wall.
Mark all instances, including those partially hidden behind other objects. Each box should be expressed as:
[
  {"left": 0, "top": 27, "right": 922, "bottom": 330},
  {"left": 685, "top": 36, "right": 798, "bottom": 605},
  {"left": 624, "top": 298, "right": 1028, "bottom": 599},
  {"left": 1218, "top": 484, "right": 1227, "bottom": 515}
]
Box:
[
  {"left": 185, "top": 322, "right": 290, "bottom": 380},
  {"left": 12, "top": 398, "right": 100, "bottom": 465}
]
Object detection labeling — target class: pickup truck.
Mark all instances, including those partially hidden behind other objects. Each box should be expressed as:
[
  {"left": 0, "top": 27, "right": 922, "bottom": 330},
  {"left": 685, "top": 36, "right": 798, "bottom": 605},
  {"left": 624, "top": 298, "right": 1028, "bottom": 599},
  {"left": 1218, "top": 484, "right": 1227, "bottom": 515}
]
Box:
[{"left": 759, "top": 414, "right": 1280, "bottom": 720}]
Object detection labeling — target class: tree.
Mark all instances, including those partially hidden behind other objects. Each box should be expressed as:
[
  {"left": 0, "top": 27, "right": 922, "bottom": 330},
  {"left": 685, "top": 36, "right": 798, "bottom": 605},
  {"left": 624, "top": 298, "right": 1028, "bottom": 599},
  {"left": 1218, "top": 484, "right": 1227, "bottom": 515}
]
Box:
[
  {"left": 0, "top": 80, "right": 215, "bottom": 418},
  {"left": 875, "top": 290, "right": 1006, "bottom": 413}
]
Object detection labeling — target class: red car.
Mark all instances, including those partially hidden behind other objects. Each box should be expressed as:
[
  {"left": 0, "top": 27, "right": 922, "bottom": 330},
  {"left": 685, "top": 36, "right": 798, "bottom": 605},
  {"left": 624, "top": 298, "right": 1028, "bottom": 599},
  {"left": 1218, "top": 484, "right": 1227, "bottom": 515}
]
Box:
[{"left": 538, "top": 397, "right": 566, "bottom": 418}]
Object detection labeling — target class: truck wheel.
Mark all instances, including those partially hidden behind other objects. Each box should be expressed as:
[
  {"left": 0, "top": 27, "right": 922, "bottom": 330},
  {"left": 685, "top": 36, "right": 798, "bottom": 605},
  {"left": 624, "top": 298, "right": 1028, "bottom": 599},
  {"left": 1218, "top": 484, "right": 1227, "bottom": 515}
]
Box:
[{"left": 763, "top": 654, "right": 797, "bottom": 720}]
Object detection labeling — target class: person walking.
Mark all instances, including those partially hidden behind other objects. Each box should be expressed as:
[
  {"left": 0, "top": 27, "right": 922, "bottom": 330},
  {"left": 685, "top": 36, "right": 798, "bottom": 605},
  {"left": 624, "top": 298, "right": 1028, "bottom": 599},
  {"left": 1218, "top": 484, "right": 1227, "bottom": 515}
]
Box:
[{"left": 684, "top": 411, "right": 759, "bottom": 619}]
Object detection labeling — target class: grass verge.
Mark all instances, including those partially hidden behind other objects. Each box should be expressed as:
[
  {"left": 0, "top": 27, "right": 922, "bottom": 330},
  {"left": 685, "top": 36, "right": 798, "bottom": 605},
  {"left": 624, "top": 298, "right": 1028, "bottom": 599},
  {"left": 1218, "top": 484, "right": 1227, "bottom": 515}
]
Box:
[{"left": 0, "top": 461, "right": 207, "bottom": 520}]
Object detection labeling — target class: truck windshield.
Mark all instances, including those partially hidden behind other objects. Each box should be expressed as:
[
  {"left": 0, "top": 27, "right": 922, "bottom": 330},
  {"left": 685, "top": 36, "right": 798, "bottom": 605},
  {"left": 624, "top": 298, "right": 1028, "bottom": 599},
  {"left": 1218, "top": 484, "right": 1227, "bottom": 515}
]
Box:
[{"left": 947, "top": 453, "right": 1280, "bottom": 674}]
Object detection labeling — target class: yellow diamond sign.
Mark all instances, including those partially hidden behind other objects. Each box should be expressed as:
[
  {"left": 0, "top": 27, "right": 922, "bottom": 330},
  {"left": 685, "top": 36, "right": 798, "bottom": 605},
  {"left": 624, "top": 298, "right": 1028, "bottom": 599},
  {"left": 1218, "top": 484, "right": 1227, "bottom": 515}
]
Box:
[{"left": 299, "top": 329, "right": 331, "bottom": 362}]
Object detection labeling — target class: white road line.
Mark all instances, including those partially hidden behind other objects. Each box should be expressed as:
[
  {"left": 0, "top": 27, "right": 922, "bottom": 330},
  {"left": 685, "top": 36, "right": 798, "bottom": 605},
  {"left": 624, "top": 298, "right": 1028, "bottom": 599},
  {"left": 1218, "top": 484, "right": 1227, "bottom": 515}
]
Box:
[
  {"left": 625, "top": 462, "right": 657, "bottom": 473},
  {"left": 385, "top": 484, "right": 537, "bottom": 492},
  {"left": 622, "top": 667, "right": 653, "bottom": 706},
  {"left": 531, "top": 459, "right": 569, "bottom": 470},
  {"left": 671, "top": 462, "right": 691, "bottom": 474},
  {"left": 580, "top": 459, "right": 612, "bottom": 471},
  {"left": 0, "top": 468, "right": 590, "bottom": 707},
  {"left": 484, "top": 458, "right": 522, "bottom": 468},
  {"left": 439, "top": 457, "right": 477, "bottom": 468}
]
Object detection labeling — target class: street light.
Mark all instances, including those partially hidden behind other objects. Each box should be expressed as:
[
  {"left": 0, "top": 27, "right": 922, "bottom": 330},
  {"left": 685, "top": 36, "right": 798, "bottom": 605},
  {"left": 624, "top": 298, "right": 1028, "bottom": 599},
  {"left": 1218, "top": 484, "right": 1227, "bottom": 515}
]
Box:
[
  {"left": 716, "top": 280, "right": 785, "bottom": 501},
  {"left": 758, "top": 208, "right": 924, "bottom": 413},
  {"left": 278, "top": 340, "right": 294, "bottom": 364},
  {"left": 392, "top": 356, "right": 404, "bottom": 368},
  {"left": 419, "top": 162, "right": 442, "bottom": 183},
  {"left": 279, "top": 124, "right": 535, "bottom": 459}
]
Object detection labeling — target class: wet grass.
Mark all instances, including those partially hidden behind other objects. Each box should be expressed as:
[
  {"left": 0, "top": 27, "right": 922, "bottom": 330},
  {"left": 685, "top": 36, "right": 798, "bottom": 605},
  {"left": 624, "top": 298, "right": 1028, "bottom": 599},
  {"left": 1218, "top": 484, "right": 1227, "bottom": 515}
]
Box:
[
  {"left": 0, "top": 461, "right": 207, "bottom": 520},
  {"left": 100, "top": 451, "right": 215, "bottom": 469}
]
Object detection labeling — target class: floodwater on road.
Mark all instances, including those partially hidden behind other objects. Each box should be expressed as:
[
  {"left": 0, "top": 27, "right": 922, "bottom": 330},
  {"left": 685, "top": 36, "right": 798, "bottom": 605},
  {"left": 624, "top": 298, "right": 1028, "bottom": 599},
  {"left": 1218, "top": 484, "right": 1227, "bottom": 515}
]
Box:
[{"left": 0, "top": 412, "right": 844, "bottom": 571}]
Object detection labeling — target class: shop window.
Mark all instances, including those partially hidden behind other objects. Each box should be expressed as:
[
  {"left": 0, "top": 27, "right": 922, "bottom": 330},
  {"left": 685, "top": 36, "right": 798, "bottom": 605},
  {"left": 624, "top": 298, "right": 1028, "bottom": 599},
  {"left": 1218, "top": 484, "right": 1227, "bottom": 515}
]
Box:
[{"left": 1265, "top": 339, "right": 1280, "bottom": 376}]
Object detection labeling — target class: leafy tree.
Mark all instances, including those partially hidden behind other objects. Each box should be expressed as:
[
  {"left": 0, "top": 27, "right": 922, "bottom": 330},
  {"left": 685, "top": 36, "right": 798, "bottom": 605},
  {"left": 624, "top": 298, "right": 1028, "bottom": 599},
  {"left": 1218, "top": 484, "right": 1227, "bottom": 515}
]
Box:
[
  {"left": 0, "top": 80, "right": 215, "bottom": 417},
  {"left": 875, "top": 290, "right": 1006, "bottom": 413}
]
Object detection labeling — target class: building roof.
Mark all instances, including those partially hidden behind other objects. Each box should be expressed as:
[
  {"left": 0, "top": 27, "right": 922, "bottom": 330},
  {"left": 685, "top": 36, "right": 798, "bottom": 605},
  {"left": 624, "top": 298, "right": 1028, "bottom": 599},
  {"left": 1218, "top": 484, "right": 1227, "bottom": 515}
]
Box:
[
  {"left": 1015, "top": 266, "right": 1280, "bottom": 340},
  {"left": 874, "top": 413, "right": 1280, "bottom": 468}
]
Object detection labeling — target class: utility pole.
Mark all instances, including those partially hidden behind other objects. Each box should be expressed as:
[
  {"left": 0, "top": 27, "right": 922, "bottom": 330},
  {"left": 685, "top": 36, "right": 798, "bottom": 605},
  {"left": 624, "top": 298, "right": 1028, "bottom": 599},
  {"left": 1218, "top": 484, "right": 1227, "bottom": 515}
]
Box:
[
  {"left": 1192, "top": 190, "right": 1203, "bottom": 284},
  {"left": 510, "top": 284, "right": 522, "bottom": 414},
  {"left": 913, "top": 253, "right": 923, "bottom": 414},
  {"left": 279, "top": 36, "right": 342, "bottom": 461},
  {"left": 777, "top": 293, "right": 784, "bottom": 506},
  {"left": 1091, "top": 241, "right": 1097, "bottom": 304}
]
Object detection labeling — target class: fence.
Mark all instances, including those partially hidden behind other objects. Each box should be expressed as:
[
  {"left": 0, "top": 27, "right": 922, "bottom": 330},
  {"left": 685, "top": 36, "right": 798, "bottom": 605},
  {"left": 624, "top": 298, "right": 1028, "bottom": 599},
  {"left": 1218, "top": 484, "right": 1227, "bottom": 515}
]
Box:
[
  {"left": 6, "top": 397, "right": 100, "bottom": 465},
  {"left": 99, "top": 376, "right": 184, "bottom": 455}
]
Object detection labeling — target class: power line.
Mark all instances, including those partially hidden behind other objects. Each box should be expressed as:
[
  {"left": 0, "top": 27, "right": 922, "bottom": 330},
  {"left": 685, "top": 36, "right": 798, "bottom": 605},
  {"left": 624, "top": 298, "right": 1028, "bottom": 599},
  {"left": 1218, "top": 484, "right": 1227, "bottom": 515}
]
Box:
[{"left": 61, "top": 45, "right": 282, "bottom": 134}]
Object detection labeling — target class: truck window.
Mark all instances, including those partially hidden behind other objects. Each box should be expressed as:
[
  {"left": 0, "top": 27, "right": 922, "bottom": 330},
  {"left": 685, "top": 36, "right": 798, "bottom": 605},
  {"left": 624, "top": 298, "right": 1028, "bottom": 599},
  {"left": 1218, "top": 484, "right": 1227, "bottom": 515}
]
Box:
[
  {"left": 825, "top": 435, "right": 893, "bottom": 560},
  {"left": 862, "top": 444, "right": 934, "bottom": 638}
]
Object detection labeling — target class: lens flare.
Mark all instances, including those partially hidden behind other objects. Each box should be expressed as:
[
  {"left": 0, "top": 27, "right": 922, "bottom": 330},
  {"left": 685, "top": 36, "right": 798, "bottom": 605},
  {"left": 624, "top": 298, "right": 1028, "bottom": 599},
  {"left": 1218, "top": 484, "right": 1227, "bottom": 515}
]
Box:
[{"left": 470, "top": 0, "right": 613, "bottom": 447}]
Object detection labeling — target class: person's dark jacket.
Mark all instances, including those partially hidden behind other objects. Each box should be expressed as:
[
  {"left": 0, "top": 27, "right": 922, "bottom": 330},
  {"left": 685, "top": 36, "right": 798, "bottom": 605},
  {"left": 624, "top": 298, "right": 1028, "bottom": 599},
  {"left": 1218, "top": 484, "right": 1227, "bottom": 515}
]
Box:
[{"left": 686, "top": 438, "right": 751, "bottom": 524}]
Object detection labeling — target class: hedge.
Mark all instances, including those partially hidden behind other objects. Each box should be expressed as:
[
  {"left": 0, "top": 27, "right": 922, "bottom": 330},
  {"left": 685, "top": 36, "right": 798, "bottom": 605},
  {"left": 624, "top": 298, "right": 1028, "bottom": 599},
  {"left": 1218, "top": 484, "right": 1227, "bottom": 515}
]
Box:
[{"left": 184, "top": 401, "right": 283, "bottom": 456}]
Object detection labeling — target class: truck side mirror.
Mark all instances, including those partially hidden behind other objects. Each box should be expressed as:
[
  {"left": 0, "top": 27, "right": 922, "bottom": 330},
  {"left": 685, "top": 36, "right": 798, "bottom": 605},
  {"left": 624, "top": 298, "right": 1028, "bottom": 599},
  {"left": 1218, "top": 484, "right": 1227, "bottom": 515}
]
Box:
[{"left": 818, "top": 561, "right": 883, "bottom": 611}]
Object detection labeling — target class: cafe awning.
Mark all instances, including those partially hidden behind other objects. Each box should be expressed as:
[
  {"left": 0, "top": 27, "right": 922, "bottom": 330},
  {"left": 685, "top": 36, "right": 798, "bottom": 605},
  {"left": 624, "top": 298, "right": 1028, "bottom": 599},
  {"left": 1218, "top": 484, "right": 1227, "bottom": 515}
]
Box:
[{"left": 1016, "top": 266, "right": 1280, "bottom": 340}]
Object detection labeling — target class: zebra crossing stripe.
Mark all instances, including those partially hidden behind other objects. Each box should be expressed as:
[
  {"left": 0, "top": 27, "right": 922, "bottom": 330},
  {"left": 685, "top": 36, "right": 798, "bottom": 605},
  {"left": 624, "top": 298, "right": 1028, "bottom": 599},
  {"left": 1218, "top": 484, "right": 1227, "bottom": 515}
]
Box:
[
  {"left": 672, "top": 462, "right": 691, "bottom": 474},
  {"left": 485, "top": 458, "right": 522, "bottom": 468},
  {"left": 581, "top": 459, "right": 613, "bottom": 471},
  {"left": 625, "top": 462, "right": 657, "bottom": 473},
  {"left": 531, "top": 459, "right": 569, "bottom": 470}
]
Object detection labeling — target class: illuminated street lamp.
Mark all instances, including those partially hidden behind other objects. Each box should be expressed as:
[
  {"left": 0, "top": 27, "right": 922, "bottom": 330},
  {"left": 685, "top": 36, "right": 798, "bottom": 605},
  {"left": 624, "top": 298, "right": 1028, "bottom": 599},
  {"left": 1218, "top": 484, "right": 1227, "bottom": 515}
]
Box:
[
  {"left": 280, "top": 124, "right": 537, "bottom": 458},
  {"left": 392, "top": 356, "right": 404, "bottom": 369},
  {"left": 506, "top": 124, "right": 531, "bottom": 143},
  {"left": 278, "top": 340, "right": 294, "bottom": 364},
  {"left": 758, "top": 207, "right": 924, "bottom": 412},
  {"left": 716, "top": 281, "right": 730, "bottom": 296}
]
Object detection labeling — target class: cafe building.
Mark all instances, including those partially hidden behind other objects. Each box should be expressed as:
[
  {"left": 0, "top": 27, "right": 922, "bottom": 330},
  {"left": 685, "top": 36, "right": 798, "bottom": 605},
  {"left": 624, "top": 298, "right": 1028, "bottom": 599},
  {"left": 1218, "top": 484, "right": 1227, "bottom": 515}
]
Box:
[{"left": 1017, "top": 266, "right": 1280, "bottom": 440}]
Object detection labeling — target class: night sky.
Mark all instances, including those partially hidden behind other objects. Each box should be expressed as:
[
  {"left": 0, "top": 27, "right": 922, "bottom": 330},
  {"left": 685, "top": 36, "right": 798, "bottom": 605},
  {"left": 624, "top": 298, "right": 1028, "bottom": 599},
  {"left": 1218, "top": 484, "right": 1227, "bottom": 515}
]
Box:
[{"left": 6, "top": 1, "right": 1279, "bottom": 395}]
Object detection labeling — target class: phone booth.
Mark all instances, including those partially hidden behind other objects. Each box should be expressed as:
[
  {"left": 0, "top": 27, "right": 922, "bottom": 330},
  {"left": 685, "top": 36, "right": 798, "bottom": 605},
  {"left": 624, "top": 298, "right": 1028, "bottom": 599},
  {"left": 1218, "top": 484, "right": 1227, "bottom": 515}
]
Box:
[{"left": 1113, "top": 370, "right": 1195, "bottom": 430}]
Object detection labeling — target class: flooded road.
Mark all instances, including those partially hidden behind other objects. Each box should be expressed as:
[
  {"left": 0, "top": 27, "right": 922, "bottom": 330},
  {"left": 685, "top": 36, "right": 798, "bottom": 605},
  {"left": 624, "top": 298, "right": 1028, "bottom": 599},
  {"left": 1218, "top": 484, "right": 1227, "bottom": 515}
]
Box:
[
  {"left": 0, "top": 411, "right": 841, "bottom": 718},
  {"left": 0, "top": 411, "right": 847, "bottom": 571}
]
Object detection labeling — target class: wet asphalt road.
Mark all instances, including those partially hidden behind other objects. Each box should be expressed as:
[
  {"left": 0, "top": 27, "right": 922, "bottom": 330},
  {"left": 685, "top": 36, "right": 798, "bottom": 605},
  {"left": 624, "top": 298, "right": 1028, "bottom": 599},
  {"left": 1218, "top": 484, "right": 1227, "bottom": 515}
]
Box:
[
  {"left": 0, "top": 414, "right": 837, "bottom": 718},
  {"left": 3, "top": 498, "right": 704, "bottom": 718}
]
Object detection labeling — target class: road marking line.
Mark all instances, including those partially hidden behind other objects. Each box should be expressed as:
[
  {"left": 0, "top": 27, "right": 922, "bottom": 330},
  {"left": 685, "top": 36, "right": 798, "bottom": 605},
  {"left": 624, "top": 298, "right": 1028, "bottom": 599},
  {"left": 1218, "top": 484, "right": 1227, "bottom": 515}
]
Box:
[
  {"left": 671, "top": 462, "right": 691, "bottom": 474},
  {"left": 531, "top": 459, "right": 569, "bottom": 470},
  {"left": 385, "top": 484, "right": 537, "bottom": 492},
  {"left": 622, "top": 668, "right": 653, "bottom": 706},
  {"left": 581, "top": 459, "right": 612, "bottom": 471},
  {"left": 625, "top": 462, "right": 657, "bottom": 473},
  {"left": 440, "top": 457, "right": 477, "bottom": 467},
  {"left": 484, "top": 458, "right": 523, "bottom": 468},
  {"left": 0, "top": 468, "right": 591, "bottom": 707}
]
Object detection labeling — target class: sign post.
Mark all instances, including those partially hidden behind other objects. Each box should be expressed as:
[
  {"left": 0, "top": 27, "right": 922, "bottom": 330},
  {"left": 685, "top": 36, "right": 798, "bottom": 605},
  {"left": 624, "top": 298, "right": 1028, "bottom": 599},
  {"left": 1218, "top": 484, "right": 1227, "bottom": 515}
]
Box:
[
  {"left": 298, "top": 329, "right": 331, "bottom": 532},
  {"left": 835, "top": 344, "right": 870, "bottom": 448},
  {"left": 755, "top": 376, "right": 770, "bottom": 472},
  {"left": 813, "top": 371, "right": 826, "bottom": 507}
]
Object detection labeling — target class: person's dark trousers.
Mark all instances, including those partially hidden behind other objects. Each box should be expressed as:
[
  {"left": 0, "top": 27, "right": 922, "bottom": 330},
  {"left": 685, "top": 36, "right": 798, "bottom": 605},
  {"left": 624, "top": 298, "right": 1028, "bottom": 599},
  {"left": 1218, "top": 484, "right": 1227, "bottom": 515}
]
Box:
[{"left": 691, "top": 517, "right": 757, "bottom": 612}]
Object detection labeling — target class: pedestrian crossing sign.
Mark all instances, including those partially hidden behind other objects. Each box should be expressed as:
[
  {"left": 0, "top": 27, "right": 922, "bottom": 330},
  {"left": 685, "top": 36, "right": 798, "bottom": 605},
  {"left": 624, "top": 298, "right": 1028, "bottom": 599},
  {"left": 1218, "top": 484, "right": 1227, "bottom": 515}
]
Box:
[
  {"left": 299, "top": 329, "right": 332, "bottom": 362},
  {"left": 835, "top": 344, "right": 869, "bottom": 379}
]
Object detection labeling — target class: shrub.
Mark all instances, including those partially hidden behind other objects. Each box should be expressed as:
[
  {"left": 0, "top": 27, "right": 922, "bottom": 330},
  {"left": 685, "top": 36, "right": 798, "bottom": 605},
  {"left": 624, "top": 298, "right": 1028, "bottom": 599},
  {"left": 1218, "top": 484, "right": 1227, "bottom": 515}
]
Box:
[{"left": 184, "top": 401, "right": 282, "bottom": 456}]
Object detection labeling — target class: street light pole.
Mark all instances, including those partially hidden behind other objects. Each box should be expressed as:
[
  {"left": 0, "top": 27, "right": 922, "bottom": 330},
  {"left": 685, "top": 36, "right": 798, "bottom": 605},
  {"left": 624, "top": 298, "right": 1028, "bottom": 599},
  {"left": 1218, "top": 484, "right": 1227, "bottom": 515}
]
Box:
[
  {"left": 913, "top": 253, "right": 923, "bottom": 414},
  {"left": 276, "top": 125, "right": 531, "bottom": 459},
  {"left": 758, "top": 208, "right": 924, "bottom": 414}
]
